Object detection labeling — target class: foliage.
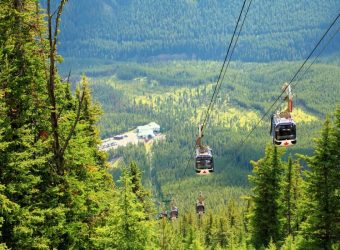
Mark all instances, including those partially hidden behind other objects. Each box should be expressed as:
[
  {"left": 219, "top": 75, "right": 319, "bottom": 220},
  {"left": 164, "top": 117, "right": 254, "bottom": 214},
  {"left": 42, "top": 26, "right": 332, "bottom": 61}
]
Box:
[
  {"left": 281, "top": 157, "right": 304, "bottom": 238},
  {"left": 298, "top": 114, "right": 340, "bottom": 249},
  {"left": 1, "top": 1, "right": 121, "bottom": 249},
  {"left": 248, "top": 145, "right": 285, "bottom": 248},
  {"left": 58, "top": 0, "right": 340, "bottom": 61},
  {"left": 1, "top": 0, "right": 339, "bottom": 249}
]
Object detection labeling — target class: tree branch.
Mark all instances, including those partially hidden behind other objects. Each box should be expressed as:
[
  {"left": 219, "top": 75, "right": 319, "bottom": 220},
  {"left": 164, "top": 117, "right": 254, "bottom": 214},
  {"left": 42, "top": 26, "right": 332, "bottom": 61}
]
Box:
[
  {"left": 47, "top": 0, "right": 68, "bottom": 172},
  {"left": 57, "top": 69, "right": 72, "bottom": 119},
  {"left": 53, "top": 0, "right": 67, "bottom": 51},
  {"left": 60, "top": 84, "right": 86, "bottom": 156},
  {"left": 47, "top": 0, "right": 61, "bottom": 161}
]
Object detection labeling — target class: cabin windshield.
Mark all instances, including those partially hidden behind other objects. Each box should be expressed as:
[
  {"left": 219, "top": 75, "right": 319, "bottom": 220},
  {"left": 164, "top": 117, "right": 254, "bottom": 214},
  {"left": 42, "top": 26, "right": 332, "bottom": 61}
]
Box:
[
  {"left": 196, "top": 156, "right": 213, "bottom": 169},
  {"left": 275, "top": 123, "right": 296, "bottom": 140}
]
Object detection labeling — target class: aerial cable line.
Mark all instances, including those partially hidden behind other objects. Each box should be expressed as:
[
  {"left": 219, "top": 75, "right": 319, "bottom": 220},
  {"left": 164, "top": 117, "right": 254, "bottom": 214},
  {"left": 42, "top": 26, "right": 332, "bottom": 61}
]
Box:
[
  {"left": 287, "top": 14, "right": 339, "bottom": 86},
  {"left": 179, "top": 0, "right": 253, "bottom": 188},
  {"left": 237, "top": 13, "right": 340, "bottom": 151},
  {"left": 201, "top": 0, "right": 250, "bottom": 132},
  {"left": 292, "top": 26, "right": 340, "bottom": 90},
  {"left": 271, "top": 25, "right": 340, "bottom": 115},
  {"left": 204, "top": 0, "right": 253, "bottom": 128},
  {"left": 182, "top": 151, "right": 195, "bottom": 178}
]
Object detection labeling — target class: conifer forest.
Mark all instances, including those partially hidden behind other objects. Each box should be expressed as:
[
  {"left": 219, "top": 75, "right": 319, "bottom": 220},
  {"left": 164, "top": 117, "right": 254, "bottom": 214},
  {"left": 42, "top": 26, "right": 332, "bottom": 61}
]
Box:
[{"left": 0, "top": 0, "right": 339, "bottom": 249}]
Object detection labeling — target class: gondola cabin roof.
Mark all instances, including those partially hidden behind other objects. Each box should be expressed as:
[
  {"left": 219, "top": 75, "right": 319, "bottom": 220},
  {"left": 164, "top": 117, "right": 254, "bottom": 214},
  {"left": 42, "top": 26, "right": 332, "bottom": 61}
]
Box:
[
  {"left": 273, "top": 116, "right": 295, "bottom": 126},
  {"left": 195, "top": 147, "right": 212, "bottom": 157}
]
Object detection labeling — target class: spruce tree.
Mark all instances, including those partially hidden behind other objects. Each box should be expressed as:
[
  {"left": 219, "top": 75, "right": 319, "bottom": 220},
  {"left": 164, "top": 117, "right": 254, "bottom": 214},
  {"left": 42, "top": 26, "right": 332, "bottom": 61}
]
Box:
[
  {"left": 330, "top": 105, "right": 340, "bottom": 249},
  {"left": 129, "top": 161, "right": 153, "bottom": 218},
  {"left": 216, "top": 217, "right": 228, "bottom": 248},
  {"left": 115, "top": 167, "right": 155, "bottom": 250},
  {"left": 248, "top": 145, "right": 284, "bottom": 248},
  {"left": 0, "top": 0, "right": 51, "bottom": 248},
  {"left": 0, "top": 1, "right": 118, "bottom": 248},
  {"left": 300, "top": 115, "right": 340, "bottom": 249},
  {"left": 158, "top": 219, "right": 183, "bottom": 250},
  {"left": 204, "top": 213, "right": 214, "bottom": 247},
  {"left": 57, "top": 77, "right": 116, "bottom": 249},
  {"left": 282, "top": 157, "right": 303, "bottom": 238}
]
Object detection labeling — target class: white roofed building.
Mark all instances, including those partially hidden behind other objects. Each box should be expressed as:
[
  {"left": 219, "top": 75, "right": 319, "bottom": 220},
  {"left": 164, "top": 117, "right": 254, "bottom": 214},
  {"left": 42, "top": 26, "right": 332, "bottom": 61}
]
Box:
[
  {"left": 138, "top": 129, "right": 155, "bottom": 139},
  {"left": 147, "top": 122, "right": 160, "bottom": 133},
  {"left": 137, "top": 122, "right": 160, "bottom": 139}
]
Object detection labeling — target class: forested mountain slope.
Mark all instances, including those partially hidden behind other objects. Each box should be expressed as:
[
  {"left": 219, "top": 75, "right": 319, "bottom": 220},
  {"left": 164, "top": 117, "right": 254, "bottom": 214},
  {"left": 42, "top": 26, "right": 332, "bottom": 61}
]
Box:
[
  {"left": 84, "top": 60, "right": 339, "bottom": 208},
  {"left": 59, "top": 0, "right": 340, "bottom": 61}
]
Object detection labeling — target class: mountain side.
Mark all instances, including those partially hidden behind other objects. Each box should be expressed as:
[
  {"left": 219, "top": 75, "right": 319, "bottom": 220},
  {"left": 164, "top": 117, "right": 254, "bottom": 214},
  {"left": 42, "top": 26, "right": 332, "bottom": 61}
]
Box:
[{"left": 59, "top": 0, "right": 340, "bottom": 61}]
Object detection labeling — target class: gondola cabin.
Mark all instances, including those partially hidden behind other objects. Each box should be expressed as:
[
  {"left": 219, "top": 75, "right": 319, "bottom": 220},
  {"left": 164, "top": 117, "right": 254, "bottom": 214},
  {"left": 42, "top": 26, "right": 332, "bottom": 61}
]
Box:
[
  {"left": 195, "top": 147, "right": 214, "bottom": 174},
  {"left": 158, "top": 211, "right": 168, "bottom": 220},
  {"left": 196, "top": 202, "right": 205, "bottom": 214},
  {"left": 271, "top": 115, "right": 297, "bottom": 147},
  {"left": 169, "top": 207, "right": 178, "bottom": 220}
]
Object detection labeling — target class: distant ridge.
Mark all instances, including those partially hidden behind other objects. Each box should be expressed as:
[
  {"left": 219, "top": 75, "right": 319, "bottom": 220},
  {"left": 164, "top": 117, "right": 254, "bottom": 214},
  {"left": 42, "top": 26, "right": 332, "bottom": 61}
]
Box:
[{"left": 59, "top": 0, "right": 340, "bottom": 62}]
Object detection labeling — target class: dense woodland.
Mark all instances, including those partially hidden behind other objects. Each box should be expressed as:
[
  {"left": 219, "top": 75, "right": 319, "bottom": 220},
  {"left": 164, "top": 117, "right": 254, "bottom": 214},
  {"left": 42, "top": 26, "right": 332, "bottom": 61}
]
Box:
[
  {"left": 1, "top": 0, "right": 339, "bottom": 249},
  {"left": 58, "top": 0, "right": 340, "bottom": 61}
]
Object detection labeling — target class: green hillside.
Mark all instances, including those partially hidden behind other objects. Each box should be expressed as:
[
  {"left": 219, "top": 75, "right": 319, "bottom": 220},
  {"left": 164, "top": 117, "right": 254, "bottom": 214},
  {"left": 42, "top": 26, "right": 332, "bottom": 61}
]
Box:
[
  {"left": 59, "top": 0, "right": 340, "bottom": 61},
  {"left": 86, "top": 59, "right": 339, "bottom": 249},
  {"left": 79, "top": 59, "right": 339, "bottom": 201}
]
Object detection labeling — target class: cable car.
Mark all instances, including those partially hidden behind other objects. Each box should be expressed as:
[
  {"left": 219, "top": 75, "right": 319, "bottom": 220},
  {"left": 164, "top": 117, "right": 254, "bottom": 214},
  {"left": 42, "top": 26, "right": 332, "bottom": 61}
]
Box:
[
  {"left": 270, "top": 83, "right": 297, "bottom": 147},
  {"left": 158, "top": 210, "right": 168, "bottom": 220},
  {"left": 271, "top": 115, "right": 296, "bottom": 147},
  {"left": 169, "top": 207, "right": 178, "bottom": 220},
  {"left": 195, "top": 147, "right": 214, "bottom": 174},
  {"left": 196, "top": 202, "right": 205, "bottom": 215},
  {"left": 196, "top": 192, "right": 205, "bottom": 215},
  {"left": 157, "top": 211, "right": 168, "bottom": 220},
  {"left": 195, "top": 124, "right": 214, "bottom": 174}
]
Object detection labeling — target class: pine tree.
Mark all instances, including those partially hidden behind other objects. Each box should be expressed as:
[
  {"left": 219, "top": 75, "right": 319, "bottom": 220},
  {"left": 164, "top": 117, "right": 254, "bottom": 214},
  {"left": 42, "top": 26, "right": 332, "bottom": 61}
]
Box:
[
  {"left": 282, "top": 157, "right": 303, "bottom": 238},
  {"left": 204, "top": 213, "right": 214, "bottom": 247},
  {"left": 330, "top": 105, "right": 340, "bottom": 250},
  {"left": 248, "top": 145, "right": 284, "bottom": 248},
  {"left": 281, "top": 235, "right": 297, "bottom": 250},
  {"left": 129, "top": 161, "right": 154, "bottom": 218},
  {"left": 0, "top": 1, "right": 118, "bottom": 248},
  {"left": 216, "top": 217, "right": 228, "bottom": 248},
  {"left": 57, "top": 77, "right": 117, "bottom": 249},
  {"left": 226, "top": 199, "right": 246, "bottom": 249},
  {"left": 0, "top": 0, "right": 51, "bottom": 248},
  {"left": 158, "top": 219, "right": 183, "bottom": 250},
  {"left": 300, "top": 115, "right": 340, "bottom": 249},
  {"left": 115, "top": 167, "right": 156, "bottom": 249}
]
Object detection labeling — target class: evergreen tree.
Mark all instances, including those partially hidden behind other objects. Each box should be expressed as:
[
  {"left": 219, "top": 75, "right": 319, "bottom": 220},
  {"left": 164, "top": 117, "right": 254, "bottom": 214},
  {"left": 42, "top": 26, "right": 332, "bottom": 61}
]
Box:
[
  {"left": 93, "top": 165, "right": 155, "bottom": 249},
  {"left": 204, "top": 213, "right": 214, "bottom": 247},
  {"left": 281, "top": 235, "right": 297, "bottom": 250},
  {"left": 129, "top": 161, "right": 153, "bottom": 218},
  {"left": 57, "top": 77, "right": 117, "bottom": 249},
  {"left": 329, "top": 105, "right": 340, "bottom": 250},
  {"left": 225, "top": 199, "right": 246, "bottom": 249},
  {"left": 248, "top": 145, "right": 284, "bottom": 248},
  {"left": 282, "top": 157, "right": 303, "bottom": 238},
  {"left": 0, "top": 1, "right": 119, "bottom": 248},
  {"left": 115, "top": 167, "right": 155, "bottom": 249},
  {"left": 300, "top": 115, "right": 340, "bottom": 249},
  {"left": 158, "top": 219, "right": 184, "bottom": 250},
  {"left": 216, "top": 217, "right": 228, "bottom": 248},
  {"left": 0, "top": 0, "right": 51, "bottom": 248}
]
